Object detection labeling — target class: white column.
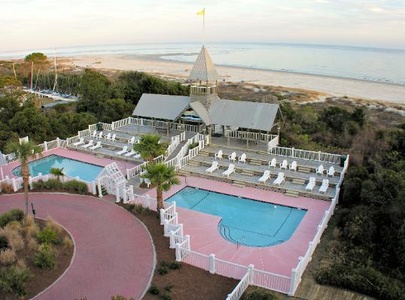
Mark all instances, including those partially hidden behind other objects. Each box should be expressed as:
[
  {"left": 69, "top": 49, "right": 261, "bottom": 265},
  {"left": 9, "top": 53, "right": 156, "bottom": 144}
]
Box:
[
  {"left": 209, "top": 254, "right": 216, "bottom": 274},
  {"left": 97, "top": 180, "right": 103, "bottom": 198}
]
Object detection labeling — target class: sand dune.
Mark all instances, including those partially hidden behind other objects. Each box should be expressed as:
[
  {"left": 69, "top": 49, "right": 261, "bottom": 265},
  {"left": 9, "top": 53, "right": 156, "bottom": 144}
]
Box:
[{"left": 69, "top": 54, "right": 405, "bottom": 105}]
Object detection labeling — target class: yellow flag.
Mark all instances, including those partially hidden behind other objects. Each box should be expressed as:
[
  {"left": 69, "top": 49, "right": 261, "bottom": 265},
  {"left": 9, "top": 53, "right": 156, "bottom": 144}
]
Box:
[{"left": 197, "top": 8, "right": 205, "bottom": 16}]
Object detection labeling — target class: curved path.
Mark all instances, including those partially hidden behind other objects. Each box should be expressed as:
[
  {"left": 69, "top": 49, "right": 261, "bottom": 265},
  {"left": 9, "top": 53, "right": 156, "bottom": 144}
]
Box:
[{"left": 0, "top": 193, "right": 155, "bottom": 300}]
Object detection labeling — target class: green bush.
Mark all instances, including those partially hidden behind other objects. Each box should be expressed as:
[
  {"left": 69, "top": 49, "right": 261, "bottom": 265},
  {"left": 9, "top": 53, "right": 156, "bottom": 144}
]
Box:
[
  {"left": 244, "top": 288, "right": 276, "bottom": 300},
  {"left": 32, "top": 179, "right": 46, "bottom": 190},
  {"left": 45, "top": 178, "right": 63, "bottom": 190},
  {"left": 148, "top": 284, "right": 160, "bottom": 295},
  {"left": 33, "top": 243, "right": 58, "bottom": 269},
  {"left": 63, "top": 180, "right": 88, "bottom": 194},
  {"left": 160, "top": 293, "right": 172, "bottom": 300},
  {"left": 37, "top": 227, "right": 60, "bottom": 244},
  {"left": 158, "top": 266, "right": 168, "bottom": 276},
  {"left": 0, "top": 265, "right": 33, "bottom": 298},
  {"left": 0, "top": 209, "right": 24, "bottom": 228},
  {"left": 169, "top": 261, "right": 181, "bottom": 270}
]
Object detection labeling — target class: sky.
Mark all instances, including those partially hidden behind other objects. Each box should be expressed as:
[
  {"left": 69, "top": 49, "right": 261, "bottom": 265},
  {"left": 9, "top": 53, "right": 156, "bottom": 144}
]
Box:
[{"left": 1, "top": 0, "right": 405, "bottom": 53}]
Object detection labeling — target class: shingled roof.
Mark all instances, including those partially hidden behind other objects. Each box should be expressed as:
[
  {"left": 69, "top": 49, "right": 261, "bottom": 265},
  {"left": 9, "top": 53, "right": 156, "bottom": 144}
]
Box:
[{"left": 188, "top": 46, "right": 219, "bottom": 82}]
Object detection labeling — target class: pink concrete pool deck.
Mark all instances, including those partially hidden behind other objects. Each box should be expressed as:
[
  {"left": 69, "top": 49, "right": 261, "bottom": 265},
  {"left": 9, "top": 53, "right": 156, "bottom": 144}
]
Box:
[
  {"left": 146, "top": 176, "right": 331, "bottom": 277},
  {"left": 1, "top": 148, "right": 138, "bottom": 180}
]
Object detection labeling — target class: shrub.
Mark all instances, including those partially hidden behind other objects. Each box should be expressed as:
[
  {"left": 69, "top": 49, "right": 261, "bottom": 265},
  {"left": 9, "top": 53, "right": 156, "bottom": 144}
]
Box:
[
  {"left": 244, "top": 287, "right": 276, "bottom": 300},
  {"left": 63, "top": 180, "right": 88, "bottom": 194},
  {"left": 158, "top": 266, "right": 168, "bottom": 275},
  {"left": 36, "top": 227, "right": 59, "bottom": 245},
  {"left": 5, "top": 221, "right": 22, "bottom": 233},
  {"left": 45, "top": 179, "right": 63, "bottom": 190},
  {"left": 0, "top": 209, "right": 24, "bottom": 228},
  {"left": 32, "top": 179, "right": 46, "bottom": 190},
  {"left": 7, "top": 232, "right": 24, "bottom": 251},
  {"left": 0, "top": 265, "right": 33, "bottom": 297},
  {"left": 148, "top": 284, "right": 160, "bottom": 295},
  {"left": 45, "top": 217, "right": 62, "bottom": 234},
  {"left": 160, "top": 293, "right": 172, "bottom": 300},
  {"left": 169, "top": 261, "right": 181, "bottom": 270},
  {"left": 27, "top": 237, "right": 39, "bottom": 251},
  {"left": 0, "top": 248, "right": 16, "bottom": 265},
  {"left": 0, "top": 182, "right": 13, "bottom": 193},
  {"left": 33, "top": 243, "right": 58, "bottom": 269},
  {"left": 62, "top": 236, "right": 73, "bottom": 253},
  {"left": 164, "top": 283, "right": 174, "bottom": 292},
  {"left": 24, "top": 221, "right": 40, "bottom": 240}
]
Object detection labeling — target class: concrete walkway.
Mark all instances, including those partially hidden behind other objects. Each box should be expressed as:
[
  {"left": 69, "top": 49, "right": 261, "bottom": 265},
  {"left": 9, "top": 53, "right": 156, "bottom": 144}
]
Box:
[{"left": 0, "top": 193, "right": 155, "bottom": 300}]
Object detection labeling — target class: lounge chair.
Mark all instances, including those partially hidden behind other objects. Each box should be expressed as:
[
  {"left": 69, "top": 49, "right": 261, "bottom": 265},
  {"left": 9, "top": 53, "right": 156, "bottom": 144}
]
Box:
[
  {"left": 116, "top": 145, "right": 128, "bottom": 155},
  {"left": 214, "top": 150, "right": 223, "bottom": 160},
  {"left": 81, "top": 140, "right": 94, "bottom": 148},
  {"left": 269, "top": 158, "right": 277, "bottom": 168},
  {"left": 305, "top": 177, "right": 316, "bottom": 191},
  {"left": 90, "top": 130, "right": 97, "bottom": 138},
  {"left": 258, "top": 170, "right": 271, "bottom": 183},
  {"left": 289, "top": 161, "right": 297, "bottom": 172},
  {"left": 111, "top": 133, "right": 117, "bottom": 141},
  {"left": 89, "top": 141, "right": 102, "bottom": 150},
  {"left": 96, "top": 131, "right": 103, "bottom": 139},
  {"left": 319, "top": 179, "right": 329, "bottom": 193},
  {"left": 238, "top": 153, "right": 247, "bottom": 164},
  {"left": 273, "top": 172, "right": 285, "bottom": 186},
  {"left": 72, "top": 138, "right": 84, "bottom": 147},
  {"left": 205, "top": 161, "right": 219, "bottom": 174},
  {"left": 125, "top": 149, "right": 137, "bottom": 157},
  {"left": 104, "top": 133, "right": 111, "bottom": 140},
  {"left": 327, "top": 166, "right": 335, "bottom": 177},
  {"left": 222, "top": 164, "right": 235, "bottom": 177},
  {"left": 128, "top": 136, "right": 136, "bottom": 144},
  {"left": 279, "top": 159, "right": 288, "bottom": 170},
  {"left": 316, "top": 165, "right": 325, "bottom": 176},
  {"left": 228, "top": 152, "right": 236, "bottom": 162}
]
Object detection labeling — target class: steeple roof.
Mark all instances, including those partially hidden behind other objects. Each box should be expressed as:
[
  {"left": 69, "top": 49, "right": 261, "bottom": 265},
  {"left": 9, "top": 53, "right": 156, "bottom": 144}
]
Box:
[{"left": 188, "top": 46, "right": 219, "bottom": 82}]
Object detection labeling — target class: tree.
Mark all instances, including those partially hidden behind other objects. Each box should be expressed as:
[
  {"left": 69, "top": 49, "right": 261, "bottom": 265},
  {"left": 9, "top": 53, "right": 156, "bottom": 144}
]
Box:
[
  {"left": 50, "top": 167, "right": 64, "bottom": 182},
  {"left": 5, "top": 139, "right": 42, "bottom": 218},
  {"left": 133, "top": 134, "right": 168, "bottom": 162},
  {"left": 142, "top": 163, "right": 180, "bottom": 212}
]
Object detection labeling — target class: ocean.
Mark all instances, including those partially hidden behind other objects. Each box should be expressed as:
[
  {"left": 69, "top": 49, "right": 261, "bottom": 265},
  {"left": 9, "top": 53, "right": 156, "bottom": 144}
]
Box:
[{"left": 2, "top": 43, "right": 405, "bottom": 86}]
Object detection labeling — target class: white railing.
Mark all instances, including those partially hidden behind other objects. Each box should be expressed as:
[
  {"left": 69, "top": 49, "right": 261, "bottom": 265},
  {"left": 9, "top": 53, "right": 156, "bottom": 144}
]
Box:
[
  {"left": 128, "top": 193, "right": 156, "bottom": 210},
  {"left": 111, "top": 116, "right": 133, "bottom": 130},
  {"left": 78, "top": 128, "right": 90, "bottom": 138},
  {"left": 226, "top": 266, "right": 254, "bottom": 300},
  {"left": 126, "top": 162, "right": 147, "bottom": 180},
  {"left": 227, "top": 130, "right": 277, "bottom": 143},
  {"left": 181, "top": 250, "right": 210, "bottom": 271},
  {"left": 269, "top": 146, "right": 342, "bottom": 164},
  {"left": 267, "top": 135, "right": 279, "bottom": 151},
  {"left": 99, "top": 122, "right": 113, "bottom": 131},
  {"left": 166, "top": 134, "right": 181, "bottom": 157},
  {"left": 215, "top": 258, "right": 249, "bottom": 279},
  {"left": 253, "top": 268, "right": 291, "bottom": 294}
]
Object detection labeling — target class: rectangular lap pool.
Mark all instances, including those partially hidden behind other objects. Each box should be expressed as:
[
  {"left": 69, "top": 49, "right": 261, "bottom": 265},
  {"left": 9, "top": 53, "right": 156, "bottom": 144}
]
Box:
[
  {"left": 166, "top": 187, "right": 307, "bottom": 247},
  {"left": 12, "top": 155, "right": 104, "bottom": 182}
]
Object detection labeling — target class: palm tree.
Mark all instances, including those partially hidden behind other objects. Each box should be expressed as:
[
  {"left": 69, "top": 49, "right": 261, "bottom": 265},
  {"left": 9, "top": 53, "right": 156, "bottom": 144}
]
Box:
[
  {"left": 133, "top": 134, "right": 168, "bottom": 162},
  {"left": 50, "top": 167, "right": 64, "bottom": 182},
  {"left": 142, "top": 163, "right": 180, "bottom": 213},
  {"left": 6, "top": 139, "right": 42, "bottom": 218}
]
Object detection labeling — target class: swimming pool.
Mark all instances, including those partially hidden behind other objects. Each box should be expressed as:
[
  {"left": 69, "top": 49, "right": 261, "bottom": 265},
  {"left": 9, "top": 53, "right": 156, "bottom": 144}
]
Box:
[
  {"left": 166, "top": 187, "right": 307, "bottom": 247},
  {"left": 12, "top": 155, "right": 104, "bottom": 182}
]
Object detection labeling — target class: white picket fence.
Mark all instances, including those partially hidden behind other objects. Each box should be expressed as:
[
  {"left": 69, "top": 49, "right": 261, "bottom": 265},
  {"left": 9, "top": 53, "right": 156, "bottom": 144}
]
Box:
[{"left": 269, "top": 146, "right": 343, "bottom": 164}]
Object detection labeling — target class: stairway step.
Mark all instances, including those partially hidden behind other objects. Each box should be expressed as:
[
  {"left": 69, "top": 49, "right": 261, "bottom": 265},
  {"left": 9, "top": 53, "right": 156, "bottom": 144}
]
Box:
[
  {"left": 298, "top": 166, "right": 312, "bottom": 173},
  {"left": 292, "top": 178, "right": 306, "bottom": 185},
  {"left": 285, "top": 190, "right": 300, "bottom": 197}
]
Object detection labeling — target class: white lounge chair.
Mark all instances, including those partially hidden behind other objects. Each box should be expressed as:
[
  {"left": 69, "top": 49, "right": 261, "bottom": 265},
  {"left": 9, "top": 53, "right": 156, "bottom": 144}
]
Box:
[
  {"left": 238, "top": 153, "right": 247, "bottom": 164},
  {"left": 327, "top": 166, "right": 335, "bottom": 177},
  {"left": 222, "top": 164, "right": 235, "bottom": 177},
  {"left": 289, "top": 161, "right": 297, "bottom": 172},
  {"left": 319, "top": 179, "right": 329, "bottom": 193},
  {"left": 96, "top": 131, "right": 103, "bottom": 139},
  {"left": 273, "top": 172, "right": 285, "bottom": 186},
  {"left": 111, "top": 133, "right": 117, "bottom": 141},
  {"left": 90, "top": 130, "right": 97, "bottom": 138},
  {"left": 81, "top": 140, "right": 94, "bottom": 148},
  {"left": 125, "top": 149, "right": 136, "bottom": 157},
  {"left": 280, "top": 159, "right": 288, "bottom": 170},
  {"left": 104, "top": 133, "right": 111, "bottom": 140},
  {"left": 214, "top": 150, "right": 223, "bottom": 160},
  {"left": 316, "top": 165, "right": 325, "bottom": 176},
  {"left": 269, "top": 158, "right": 277, "bottom": 168},
  {"left": 89, "top": 141, "right": 102, "bottom": 150},
  {"left": 72, "top": 138, "right": 84, "bottom": 147},
  {"left": 228, "top": 152, "right": 236, "bottom": 162},
  {"left": 305, "top": 177, "right": 316, "bottom": 191},
  {"left": 128, "top": 136, "right": 136, "bottom": 144},
  {"left": 205, "top": 161, "right": 219, "bottom": 174},
  {"left": 116, "top": 145, "right": 128, "bottom": 155},
  {"left": 258, "top": 170, "right": 271, "bottom": 183}
]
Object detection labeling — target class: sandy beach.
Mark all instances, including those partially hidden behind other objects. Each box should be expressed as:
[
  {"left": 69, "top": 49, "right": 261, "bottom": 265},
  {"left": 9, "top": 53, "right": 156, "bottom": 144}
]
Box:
[{"left": 69, "top": 54, "right": 405, "bottom": 106}]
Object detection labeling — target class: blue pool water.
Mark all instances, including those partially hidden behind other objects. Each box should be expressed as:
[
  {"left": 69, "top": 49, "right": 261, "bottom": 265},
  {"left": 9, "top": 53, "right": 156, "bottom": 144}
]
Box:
[
  {"left": 12, "top": 155, "right": 103, "bottom": 182},
  {"left": 166, "top": 187, "right": 307, "bottom": 247}
]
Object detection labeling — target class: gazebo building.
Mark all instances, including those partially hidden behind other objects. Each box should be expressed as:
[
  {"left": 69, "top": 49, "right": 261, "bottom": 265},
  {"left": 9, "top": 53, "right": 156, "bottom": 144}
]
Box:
[{"left": 132, "top": 45, "right": 280, "bottom": 150}]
